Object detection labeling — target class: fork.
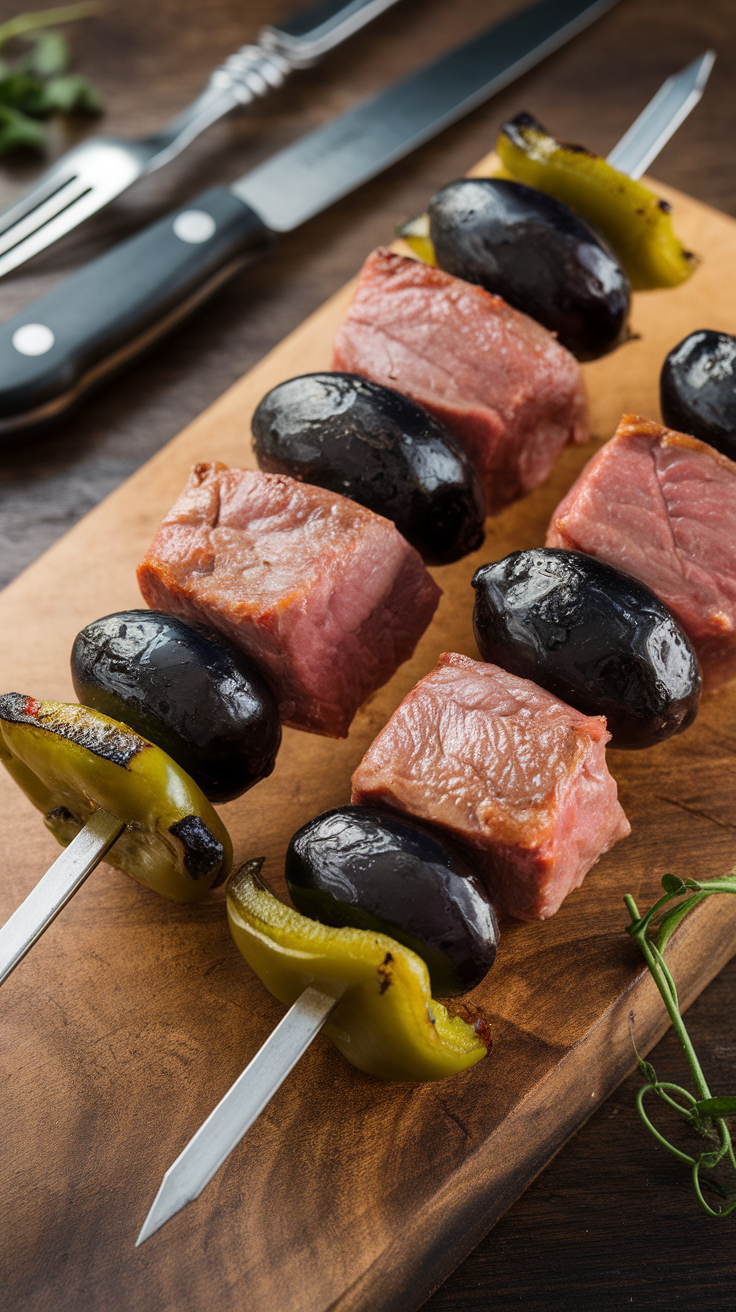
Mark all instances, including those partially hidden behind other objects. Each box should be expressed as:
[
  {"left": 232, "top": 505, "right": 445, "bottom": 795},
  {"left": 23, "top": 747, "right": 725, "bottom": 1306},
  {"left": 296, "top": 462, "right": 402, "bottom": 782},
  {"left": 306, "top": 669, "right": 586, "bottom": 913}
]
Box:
[{"left": 0, "top": 0, "right": 402, "bottom": 279}]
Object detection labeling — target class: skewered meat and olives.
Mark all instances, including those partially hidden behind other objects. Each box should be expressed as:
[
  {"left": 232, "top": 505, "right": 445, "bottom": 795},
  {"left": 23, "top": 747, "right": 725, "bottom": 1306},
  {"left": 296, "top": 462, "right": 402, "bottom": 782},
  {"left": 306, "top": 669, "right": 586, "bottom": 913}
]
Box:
[
  {"left": 285, "top": 805, "right": 499, "bottom": 997},
  {"left": 427, "top": 178, "right": 631, "bottom": 360},
  {"left": 71, "top": 611, "right": 281, "bottom": 803},
  {"left": 660, "top": 330, "right": 736, "bottom": 461},
  {"left": 472, "top": 549, "right": 702, "bottom": 750},
  {"left": 0, "top": 693, "right": 232, "bottom": 901},
  {"left": 251, "top": 372, "right": 486, "bottom": 564}
]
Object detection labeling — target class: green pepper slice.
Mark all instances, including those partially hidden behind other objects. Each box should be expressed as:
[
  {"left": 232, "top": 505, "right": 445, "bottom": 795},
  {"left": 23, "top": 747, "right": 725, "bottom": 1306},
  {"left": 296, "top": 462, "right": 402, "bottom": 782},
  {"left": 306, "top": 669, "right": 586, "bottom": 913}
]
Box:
[
  {"left": 0, "top": 694, "right": 232, "bottom": 902},
  {"left": 496, "top": 113, "right": 697, "bottom": 291},
  {"left": 227, "top": 860, "right": 491, "bottom": 1082},
  {"left": 396, "top": 213, "right": 437, "bottom": 266}
]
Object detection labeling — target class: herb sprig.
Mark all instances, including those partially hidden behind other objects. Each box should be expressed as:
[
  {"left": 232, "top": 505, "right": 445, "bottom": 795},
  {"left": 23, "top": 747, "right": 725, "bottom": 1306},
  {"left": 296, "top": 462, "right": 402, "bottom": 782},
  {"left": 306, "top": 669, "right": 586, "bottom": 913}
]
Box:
[
  {"left": 626, "top": 871, "right": 736, "bottom": 1217},
  {"left": 0, "top": 4, "right": 100, "bottom": 156}
]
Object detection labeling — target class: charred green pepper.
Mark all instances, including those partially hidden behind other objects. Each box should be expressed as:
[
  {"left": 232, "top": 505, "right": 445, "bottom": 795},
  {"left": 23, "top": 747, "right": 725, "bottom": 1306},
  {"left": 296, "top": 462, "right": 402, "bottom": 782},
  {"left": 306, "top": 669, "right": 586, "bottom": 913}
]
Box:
[
  {"left": 0, "top": 694, "right": 232, "bottom": 902},
  {"left": 496, "top": 113, "right": 697, "bottom": 291},
  {"left": 227, "top": 860, "right": 491, "bottom": 1082}
]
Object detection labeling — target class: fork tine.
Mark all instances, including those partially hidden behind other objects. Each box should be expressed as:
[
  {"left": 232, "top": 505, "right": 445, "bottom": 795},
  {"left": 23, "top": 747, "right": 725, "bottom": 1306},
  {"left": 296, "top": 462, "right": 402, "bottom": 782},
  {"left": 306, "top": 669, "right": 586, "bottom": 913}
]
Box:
[
  {"left": 0, "top": 158, "right": 82, "bottom": 239},
  {"left": 0, "top": 175, "right": 90, "bottom": 260},
  {"left": 0, "top": 142, "right": 145, "bottom": 277},
  {"left": 0, "top": 188, "right": 117, "bottom": 278}
]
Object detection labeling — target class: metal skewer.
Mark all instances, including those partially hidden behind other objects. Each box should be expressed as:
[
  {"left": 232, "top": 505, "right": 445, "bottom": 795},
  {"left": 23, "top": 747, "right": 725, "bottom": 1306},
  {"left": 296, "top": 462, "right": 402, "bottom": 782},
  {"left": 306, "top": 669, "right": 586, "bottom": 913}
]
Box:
[
  {"left": 135, "top": 50, "right": 716, "bottom": 1244},
  {"left": 0, "top": 808, "right": 124, "bottom": 987},
  {"left": 606, "top": 50, "right": 715, "bottom": 179},
  {"left": 136, "top": 985, "right": 340, "bottom": 1245}
]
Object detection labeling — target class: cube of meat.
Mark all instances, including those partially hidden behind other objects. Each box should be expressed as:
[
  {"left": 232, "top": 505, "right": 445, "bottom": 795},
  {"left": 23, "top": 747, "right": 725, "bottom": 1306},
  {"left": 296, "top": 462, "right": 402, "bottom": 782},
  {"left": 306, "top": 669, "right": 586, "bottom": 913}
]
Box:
[
  {"left": 546, "top": 414, "right": 736, "bottom": 690},
  {"left": 137, "top": 463, "right": 441, "bottom": 738},
  {"left": 332, "top": 248, "right": 588, "bottom": 514},
  {"left": 351, "top": 652, "right": 629, "bottom": 921}
]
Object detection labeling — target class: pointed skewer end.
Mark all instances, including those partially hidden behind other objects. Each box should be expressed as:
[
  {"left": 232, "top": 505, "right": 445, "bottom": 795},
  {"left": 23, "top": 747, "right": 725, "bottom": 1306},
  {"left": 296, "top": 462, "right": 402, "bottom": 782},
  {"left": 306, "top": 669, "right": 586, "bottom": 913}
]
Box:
[{"left": 135, "top": 1182, "right": 179, "bottom": 1246}]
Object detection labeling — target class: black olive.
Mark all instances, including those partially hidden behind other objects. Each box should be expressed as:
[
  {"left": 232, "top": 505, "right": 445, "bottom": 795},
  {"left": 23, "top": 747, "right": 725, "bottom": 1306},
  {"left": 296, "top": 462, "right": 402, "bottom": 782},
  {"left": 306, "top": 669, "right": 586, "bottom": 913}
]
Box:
[
  {"left": 428, "top": 178, "right": 631, "bottom": 361},
  {"left": 660, "top": 330, "right": 736, "bottom": 461},
  {"left": 285, "top": 805, "right": 499, "bottom": 998},
  {"left": 251, "top": 372, "right": 486, "bottom": 565},
  {"left": 472, "top": 549, "right": 701, "bottom": 750},
  {"left": 71, "top": 611, "right": 281, "bottom": 803}
]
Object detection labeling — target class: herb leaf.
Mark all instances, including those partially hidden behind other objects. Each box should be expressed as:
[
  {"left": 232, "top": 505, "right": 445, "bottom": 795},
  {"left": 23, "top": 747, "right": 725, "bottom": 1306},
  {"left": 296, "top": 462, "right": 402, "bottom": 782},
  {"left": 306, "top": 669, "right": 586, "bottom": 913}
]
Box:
[
  {"left": 661, "top": 871, "right": 689, "bottom": 895},
  {"left": 0, "top": 101, "right": 45, "bottom": 152},
  {"left": 0, "top": 4, "right": 100, "bottom": 156},
  {"left": 694, "top": 1097, "right": 736, "bottom": 1119},
  {"left": 40, "top": 72, "right": 98, "bottom": 112},
  {"left": 26, "top": 28, "right": 69, "bottom": 77}
]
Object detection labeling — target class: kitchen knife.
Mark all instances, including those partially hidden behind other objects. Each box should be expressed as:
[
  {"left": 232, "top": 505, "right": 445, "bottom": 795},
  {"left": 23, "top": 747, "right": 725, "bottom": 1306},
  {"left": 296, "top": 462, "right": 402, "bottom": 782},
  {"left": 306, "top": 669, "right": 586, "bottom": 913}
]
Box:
[
  {"left": 0, "top": 0, "right": 620, "bottom": 437},
  {"left": 134, "top": 49, "right": 716, "bottom": 1246}
]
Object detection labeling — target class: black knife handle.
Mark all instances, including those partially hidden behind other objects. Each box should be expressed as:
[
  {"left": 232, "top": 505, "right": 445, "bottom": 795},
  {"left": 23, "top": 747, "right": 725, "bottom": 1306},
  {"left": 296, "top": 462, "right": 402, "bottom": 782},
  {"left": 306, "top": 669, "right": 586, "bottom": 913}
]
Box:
[{"left": 0, "top": 187, "right": 271, "bottom": 437}]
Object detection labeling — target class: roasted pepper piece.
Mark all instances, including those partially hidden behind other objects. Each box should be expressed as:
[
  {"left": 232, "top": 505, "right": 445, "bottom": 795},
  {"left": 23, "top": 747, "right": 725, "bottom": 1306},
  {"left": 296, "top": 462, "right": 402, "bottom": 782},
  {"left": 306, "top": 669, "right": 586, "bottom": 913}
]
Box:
[
  {"left": 496, "top": 113, "right": 697, "bottom": 291},
  {"left": 396, "top": 213, "right": 437, "bottom": 265},
  {"left": 227, "top": 860, "right": 491, "bottom": 1082},
  {"left": 0, "top": 694, "right": 232, "bottom": 902}
]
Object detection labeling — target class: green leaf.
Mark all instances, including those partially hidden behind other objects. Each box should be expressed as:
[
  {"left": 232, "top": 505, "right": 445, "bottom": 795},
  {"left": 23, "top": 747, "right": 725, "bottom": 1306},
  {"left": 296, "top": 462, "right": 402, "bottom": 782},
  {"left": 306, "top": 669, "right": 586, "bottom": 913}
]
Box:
[
  {"left": 0, "top": 103, "right": 45, "bottom": 154},
  {"left": 694, "top": 1097, "right": 736, "bottom": 1119},
  {"left": 39, "top": 72, "right": 98, "bottom": 113},
  {"left": 661, "top": 872, "right": 688, "bottom": 895},
  {"left": 28, "top": 30, "right": 70, "bottom": 77},
  {"left": 0, "top": 71, "right": 48, "bottom": 115}
]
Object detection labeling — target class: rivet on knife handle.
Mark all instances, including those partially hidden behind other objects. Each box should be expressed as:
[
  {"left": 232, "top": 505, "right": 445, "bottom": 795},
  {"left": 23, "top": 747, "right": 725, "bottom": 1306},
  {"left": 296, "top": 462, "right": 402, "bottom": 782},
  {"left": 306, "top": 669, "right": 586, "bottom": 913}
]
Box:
[{"left": 0, "top": 188, "right": 271, "bottom": 436}]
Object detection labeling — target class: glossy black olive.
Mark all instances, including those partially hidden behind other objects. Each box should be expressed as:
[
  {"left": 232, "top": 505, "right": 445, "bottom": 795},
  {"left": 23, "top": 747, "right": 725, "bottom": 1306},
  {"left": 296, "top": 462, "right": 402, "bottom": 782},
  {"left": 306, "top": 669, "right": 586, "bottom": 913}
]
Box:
[
  {"left": 286, "top": 805, "right": 499, "bottom": 997},
  {"left": 428, "top": 178, "right": 631, "bottom": 361},
  {"left": 251, "top": 372, "right": 486, "bottom": 565},
  {"left": 660, "top": 330, "right": 736, "bottom": 461},
  {"left": 71, "top": 611, "right": 281, "bottom": 802},
  {"left": 472, "top": 549, "right": 701, "bottom": 750}
]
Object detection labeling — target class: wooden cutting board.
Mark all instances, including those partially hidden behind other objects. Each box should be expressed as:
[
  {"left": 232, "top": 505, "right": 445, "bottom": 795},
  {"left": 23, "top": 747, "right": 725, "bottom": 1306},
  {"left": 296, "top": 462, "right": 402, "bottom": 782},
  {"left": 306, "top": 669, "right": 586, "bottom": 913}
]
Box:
[{"left": 3, "top": 156, "right": 736, "bottom": 1312}]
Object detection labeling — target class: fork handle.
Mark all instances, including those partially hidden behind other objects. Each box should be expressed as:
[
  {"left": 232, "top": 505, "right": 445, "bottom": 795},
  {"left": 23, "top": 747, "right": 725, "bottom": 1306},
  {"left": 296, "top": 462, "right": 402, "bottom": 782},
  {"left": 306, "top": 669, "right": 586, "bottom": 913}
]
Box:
[{"left": 0, "top": 187, "right": 271, "bottom": 436}]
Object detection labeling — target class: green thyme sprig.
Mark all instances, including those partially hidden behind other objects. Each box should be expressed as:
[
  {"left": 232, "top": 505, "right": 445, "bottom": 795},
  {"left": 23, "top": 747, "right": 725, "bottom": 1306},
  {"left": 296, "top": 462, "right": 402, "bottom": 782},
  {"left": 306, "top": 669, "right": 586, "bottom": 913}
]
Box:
[
  {"left": 625, "top": 871, "right": 736, "bottom": 1217},
  {"left": 0, "top": 4, "right": 100, "bottom": 156}
]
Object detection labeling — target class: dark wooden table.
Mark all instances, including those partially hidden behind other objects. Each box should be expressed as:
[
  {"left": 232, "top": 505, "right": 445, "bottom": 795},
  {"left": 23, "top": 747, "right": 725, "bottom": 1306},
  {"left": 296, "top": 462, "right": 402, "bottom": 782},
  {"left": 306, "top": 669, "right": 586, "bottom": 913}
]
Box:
[{"left": 1, "top": 0, "right": 735, "bottom": 1307}]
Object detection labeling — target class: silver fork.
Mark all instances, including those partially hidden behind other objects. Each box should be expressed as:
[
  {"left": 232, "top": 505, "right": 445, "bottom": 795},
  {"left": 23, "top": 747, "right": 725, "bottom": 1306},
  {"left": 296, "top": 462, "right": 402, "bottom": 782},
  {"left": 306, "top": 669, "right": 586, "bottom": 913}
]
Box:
[{"left": 0, "top": 0, "right": 402, "bottom": 279}]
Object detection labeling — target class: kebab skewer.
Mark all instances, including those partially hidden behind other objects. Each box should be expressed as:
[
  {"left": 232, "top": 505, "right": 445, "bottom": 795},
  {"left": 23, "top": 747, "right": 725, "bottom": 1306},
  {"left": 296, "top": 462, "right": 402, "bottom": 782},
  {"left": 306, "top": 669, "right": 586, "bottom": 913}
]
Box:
[
  {"left": 0, "top": 56, "right": 713, "bottom": 1243},
  {"left": 135, "top": 61, "right": 716, "bottom": 1243}
]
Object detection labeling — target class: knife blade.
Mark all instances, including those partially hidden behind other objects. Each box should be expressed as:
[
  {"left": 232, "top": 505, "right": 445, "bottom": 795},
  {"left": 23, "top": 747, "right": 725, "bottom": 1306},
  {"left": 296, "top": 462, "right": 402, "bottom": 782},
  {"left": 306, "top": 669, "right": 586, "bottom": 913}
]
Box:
[
  {"left": 134, "top": 51, "right": 716, "bottom": 1245},
  {"left": 0, "top": 0, "right": 620, "bottom": 437}
]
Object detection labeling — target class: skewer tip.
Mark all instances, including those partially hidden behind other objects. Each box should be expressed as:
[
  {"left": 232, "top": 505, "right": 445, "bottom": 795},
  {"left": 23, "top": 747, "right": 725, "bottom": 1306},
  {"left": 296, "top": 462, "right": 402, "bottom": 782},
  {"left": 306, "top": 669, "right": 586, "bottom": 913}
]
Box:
[{"left": 135, "top": 1182, "right": 177, "bottom": 1246}]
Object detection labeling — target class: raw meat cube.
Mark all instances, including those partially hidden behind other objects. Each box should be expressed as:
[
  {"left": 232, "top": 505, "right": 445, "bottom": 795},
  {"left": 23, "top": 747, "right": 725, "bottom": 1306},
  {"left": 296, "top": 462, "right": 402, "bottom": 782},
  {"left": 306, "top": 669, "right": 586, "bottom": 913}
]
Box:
[
  {"left": 351, "top": 652, "right": 630, "bottom": 921},
  {"left": 137, "top": 463, "right": 441, "bottom": 738},
  {"left": 332, "top": 248, "right": 588, "bottom": 513},
  {"left": 546, "top": 414, "right": 736, "bottom": 689}
]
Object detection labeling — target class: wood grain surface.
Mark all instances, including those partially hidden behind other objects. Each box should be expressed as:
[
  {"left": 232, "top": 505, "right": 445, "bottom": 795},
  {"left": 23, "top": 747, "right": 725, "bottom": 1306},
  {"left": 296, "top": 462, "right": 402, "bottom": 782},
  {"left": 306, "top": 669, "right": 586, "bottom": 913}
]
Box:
[{"left": 1, "top": 2, "right": 736, "bottom": 1309}]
